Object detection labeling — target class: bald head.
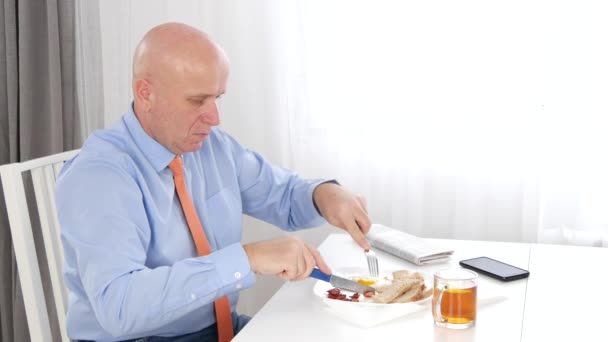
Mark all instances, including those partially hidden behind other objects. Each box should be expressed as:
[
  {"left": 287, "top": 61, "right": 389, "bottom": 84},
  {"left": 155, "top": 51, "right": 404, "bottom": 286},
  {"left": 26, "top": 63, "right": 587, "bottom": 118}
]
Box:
[
  {"left": 131, "top": 23, "right": 229, "bottom": 155},
  {"left": 133, "top": 23, "right": 229, "bottom": 86}
]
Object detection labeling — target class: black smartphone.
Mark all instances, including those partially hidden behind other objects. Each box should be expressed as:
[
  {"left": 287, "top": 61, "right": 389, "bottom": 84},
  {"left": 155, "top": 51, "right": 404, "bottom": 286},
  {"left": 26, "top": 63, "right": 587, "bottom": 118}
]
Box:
[{"left": 459, "top": 256, "right": 530, "bottom": 282}]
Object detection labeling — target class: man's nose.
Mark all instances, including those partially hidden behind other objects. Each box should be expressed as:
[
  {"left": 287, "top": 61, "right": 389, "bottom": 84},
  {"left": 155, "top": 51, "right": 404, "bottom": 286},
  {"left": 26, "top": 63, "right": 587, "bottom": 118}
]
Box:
[{"left": 202, "top": 100, "right": 220, "bottom": 126}]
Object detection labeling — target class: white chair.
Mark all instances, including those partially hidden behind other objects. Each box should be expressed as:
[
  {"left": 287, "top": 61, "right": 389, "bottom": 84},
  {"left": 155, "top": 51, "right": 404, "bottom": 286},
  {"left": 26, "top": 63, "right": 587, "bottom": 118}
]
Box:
[{"left": 0, "top": 149, "right": 79, "bottom": 342}]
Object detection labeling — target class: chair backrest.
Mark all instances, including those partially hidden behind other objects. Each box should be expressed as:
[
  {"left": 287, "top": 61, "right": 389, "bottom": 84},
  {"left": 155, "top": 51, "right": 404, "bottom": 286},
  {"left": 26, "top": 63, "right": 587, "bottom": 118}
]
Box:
[{"left": 0, "top": 149, "right": 80, "bottom": 342}]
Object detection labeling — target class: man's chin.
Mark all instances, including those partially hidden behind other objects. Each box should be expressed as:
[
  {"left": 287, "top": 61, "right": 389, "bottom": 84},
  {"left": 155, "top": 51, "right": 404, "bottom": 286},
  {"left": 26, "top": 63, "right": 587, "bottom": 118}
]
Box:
[
  {"left": 180, "top": 135, "right": 209, "bottom": 153},
  {"left": 183, "top": 141, "right": 204, "bottom": 153}
]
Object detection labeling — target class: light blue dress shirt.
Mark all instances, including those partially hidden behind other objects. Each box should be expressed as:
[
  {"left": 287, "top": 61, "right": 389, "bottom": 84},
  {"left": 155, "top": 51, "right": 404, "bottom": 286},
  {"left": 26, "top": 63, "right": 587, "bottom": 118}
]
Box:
[{"left": 56, "top": 106, "right": 326, "bottom": 341}]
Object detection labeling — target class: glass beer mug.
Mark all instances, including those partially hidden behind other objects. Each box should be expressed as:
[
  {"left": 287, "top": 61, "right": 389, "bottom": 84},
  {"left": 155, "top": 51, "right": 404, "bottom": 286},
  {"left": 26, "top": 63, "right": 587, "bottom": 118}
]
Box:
[{"left": 432, "top": 268, "right": 478, "bottom": 329}]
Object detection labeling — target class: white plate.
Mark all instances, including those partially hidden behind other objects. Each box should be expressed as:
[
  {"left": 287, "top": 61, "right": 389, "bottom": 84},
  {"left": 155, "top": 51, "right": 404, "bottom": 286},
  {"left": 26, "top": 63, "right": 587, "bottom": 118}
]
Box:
[{"left": 312, "top": 267, "right": 432, "bottom": 328}]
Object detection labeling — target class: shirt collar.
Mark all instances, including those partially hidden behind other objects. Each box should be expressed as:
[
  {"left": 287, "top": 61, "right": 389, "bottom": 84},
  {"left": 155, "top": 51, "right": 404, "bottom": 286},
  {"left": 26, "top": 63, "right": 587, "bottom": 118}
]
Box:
[{"left": 124, "top": 104, "right": 176, "bottom": 173}]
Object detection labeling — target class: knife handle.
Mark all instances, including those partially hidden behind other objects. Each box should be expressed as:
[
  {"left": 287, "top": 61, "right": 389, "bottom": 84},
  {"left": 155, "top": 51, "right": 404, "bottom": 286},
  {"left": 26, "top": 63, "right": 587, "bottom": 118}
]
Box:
[{"left": 310, "top": 268, "right": 331, "bottom": 282}]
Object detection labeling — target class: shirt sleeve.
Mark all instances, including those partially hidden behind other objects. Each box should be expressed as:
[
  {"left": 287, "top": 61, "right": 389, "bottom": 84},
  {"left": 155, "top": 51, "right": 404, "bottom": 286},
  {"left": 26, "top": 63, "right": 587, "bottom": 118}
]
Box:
[
  {"left": 219, "top": 131, "right": 328, "bottom": 230},
  {"left": 57, "top": 157, "right": 255, "bottom": 337}
]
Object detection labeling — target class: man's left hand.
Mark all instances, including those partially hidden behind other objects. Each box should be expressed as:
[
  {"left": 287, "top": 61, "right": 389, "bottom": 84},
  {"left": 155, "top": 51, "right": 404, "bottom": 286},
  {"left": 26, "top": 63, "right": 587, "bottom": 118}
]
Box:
[{"left": 313, "top": 182, "right": 372, "bottom": 250}]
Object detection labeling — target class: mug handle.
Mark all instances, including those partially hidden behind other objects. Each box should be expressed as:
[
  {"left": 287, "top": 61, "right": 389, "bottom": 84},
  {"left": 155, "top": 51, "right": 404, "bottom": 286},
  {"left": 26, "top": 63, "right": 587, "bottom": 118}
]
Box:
[{"left": 434, "top": 285, "right": 448, "bottom": 323}]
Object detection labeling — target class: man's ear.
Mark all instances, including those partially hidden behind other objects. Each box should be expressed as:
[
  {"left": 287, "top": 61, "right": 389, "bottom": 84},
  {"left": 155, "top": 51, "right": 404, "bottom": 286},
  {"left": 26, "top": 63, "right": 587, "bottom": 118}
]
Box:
[{"left": 134, "top": 78, "right": 153, "bottom": 110}]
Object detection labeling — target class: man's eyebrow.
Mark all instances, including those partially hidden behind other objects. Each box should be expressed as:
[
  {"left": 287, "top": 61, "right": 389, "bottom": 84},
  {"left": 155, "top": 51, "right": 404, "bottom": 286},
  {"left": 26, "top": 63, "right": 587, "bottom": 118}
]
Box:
[
  {"left": 188, "top": 94, "right": 212, "bottom": 100},
  {"left": 188, "top": 91, "right": 225, "bottom": 99}
]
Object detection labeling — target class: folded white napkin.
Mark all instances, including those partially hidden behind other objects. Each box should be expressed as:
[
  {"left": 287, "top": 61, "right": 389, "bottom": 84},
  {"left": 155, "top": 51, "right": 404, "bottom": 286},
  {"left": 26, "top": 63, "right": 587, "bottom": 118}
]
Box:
[{"left": 367, "top": 224, "right": 454, "bottom": 265}]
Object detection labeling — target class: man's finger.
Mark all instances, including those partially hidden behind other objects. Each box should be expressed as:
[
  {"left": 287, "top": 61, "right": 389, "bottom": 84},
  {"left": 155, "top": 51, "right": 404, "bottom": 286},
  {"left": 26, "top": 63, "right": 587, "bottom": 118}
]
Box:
[
  {"left": 295, "top": 247, "right": 306, "bottom": 280},
  {"left": 294, "top": 246, "right": 316, "bottom": 281},
  {"left": 293, "top": 245, "right": 315, "bottom": 280},
  {"left": 306, "top": 244, "right": 332, "bottom": 275},
  {"left": 346, "top": 221, "right": 370, "bottom": 250},
  {"left": 357, "top": 195, "right": 368, "bottom": 214},
  {"left": 355, "top": 209, "right": 372, "bottom": 234}
]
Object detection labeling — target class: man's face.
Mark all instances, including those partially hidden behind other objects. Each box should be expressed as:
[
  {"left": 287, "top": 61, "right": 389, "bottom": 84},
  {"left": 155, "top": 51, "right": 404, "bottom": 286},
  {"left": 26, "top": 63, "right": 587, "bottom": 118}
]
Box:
[{"left": 147, "top": 60, "right": 228, "bottom": 155}]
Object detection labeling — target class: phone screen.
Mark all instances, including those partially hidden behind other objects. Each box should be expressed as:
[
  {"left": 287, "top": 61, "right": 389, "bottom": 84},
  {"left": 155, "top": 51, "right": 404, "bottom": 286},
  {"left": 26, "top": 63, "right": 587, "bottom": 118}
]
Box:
[{"left": 459, "top": 257, "right": 529, "bottom": 281}]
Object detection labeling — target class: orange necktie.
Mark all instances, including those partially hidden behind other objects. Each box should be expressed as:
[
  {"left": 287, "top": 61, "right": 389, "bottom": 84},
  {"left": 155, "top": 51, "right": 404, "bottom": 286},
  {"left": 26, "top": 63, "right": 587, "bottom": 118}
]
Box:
[{"left": 169, "top": 156, "right": 234, "bottom": 342}]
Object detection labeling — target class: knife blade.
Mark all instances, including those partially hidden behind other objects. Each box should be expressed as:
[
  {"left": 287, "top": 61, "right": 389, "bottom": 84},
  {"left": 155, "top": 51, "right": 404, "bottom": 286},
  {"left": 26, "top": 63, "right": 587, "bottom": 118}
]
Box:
[{"left": 310, "top": 268, "right": 376, "bottom": 294}]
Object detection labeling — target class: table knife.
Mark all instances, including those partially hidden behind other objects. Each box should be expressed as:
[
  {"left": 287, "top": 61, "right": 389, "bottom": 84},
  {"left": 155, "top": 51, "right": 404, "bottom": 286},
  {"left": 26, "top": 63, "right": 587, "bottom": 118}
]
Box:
[{"left": 310, "top": 268, "right": 375, "bottom": 293}]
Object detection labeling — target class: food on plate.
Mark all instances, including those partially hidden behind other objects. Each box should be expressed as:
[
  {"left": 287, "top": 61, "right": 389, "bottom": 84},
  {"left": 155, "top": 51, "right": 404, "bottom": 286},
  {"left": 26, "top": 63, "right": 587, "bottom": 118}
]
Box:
[
  {"left": 372, "top": 276, "right": 421, "bottom": 304},
  {"left": 373, "top": 270, "right": 432, "bottom": 304},
  {"left": 325, "top": 270, "right": 432, "bottom": 304},
  {"left": 390, "top": 282, "right": 425, "bottom": 303},
  {"left": 325, "top": 288, "right": 361, "bottom": 302},
  {"left": 393, "top": 270, "right": 420, "bottom": 281},
  {"left": 356, "top": 277, "right": 377, "bottom": 286}
]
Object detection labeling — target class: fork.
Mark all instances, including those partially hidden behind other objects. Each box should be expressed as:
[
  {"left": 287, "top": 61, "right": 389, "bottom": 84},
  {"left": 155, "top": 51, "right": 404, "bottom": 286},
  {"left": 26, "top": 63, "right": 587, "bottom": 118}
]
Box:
[{"left": 364, "top": 249, "right": 379, "bottom": 278}]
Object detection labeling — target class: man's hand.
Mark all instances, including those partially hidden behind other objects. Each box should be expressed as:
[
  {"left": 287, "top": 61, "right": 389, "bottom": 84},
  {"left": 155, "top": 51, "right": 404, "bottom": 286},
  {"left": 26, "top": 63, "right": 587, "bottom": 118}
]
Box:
[
  {"left": 243, "top": 236, "right": 331, "bottom": 281},
  {"left": 313, "top": 182, "right": 372, "bottom": 250}
]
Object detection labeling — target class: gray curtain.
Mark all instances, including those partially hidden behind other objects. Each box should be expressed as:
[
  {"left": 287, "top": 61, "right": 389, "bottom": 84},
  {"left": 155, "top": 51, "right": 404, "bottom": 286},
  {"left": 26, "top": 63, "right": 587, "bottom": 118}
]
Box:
[{"left": 1, "top": 0, "right": 83, "bottom": 341}]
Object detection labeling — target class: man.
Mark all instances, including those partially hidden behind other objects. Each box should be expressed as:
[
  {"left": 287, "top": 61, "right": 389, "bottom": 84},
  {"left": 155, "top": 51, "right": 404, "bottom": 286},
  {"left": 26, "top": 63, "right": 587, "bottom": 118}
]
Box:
[{"left": 56, "top": 22, "right": 371, "bottom": 342}]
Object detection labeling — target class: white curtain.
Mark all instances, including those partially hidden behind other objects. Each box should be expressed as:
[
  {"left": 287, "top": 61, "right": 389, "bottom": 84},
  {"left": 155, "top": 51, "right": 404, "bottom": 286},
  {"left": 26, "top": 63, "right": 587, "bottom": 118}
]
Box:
[
  {"left": 291, "top": 0, "right": 608, "bottom": 246},
  {"left": 91, "top": 0, "right": 608, "bottom": 316},
  {"left": 75, "top": 0, "right": 105, "bottom": 141}
]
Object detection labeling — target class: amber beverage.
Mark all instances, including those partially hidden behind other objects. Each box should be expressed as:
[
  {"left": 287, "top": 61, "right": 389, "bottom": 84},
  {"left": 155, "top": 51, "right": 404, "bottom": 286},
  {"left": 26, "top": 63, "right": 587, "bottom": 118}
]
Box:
[{"left": 432, "top": 268, "right": 478, "bottom": 329}]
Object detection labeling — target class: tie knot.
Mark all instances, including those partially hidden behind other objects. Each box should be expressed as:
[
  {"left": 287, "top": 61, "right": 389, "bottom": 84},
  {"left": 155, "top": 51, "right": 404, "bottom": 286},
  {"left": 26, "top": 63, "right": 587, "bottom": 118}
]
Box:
[{"left": 168, "top": 156, "right": 184, "bottom": 176}]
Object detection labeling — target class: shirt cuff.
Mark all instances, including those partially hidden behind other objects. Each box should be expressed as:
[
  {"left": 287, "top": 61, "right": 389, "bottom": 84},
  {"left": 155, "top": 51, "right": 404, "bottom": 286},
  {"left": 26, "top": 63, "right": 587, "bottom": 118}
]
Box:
[{"left": 206, "top": 243, "right": 256, "bottom": 295}]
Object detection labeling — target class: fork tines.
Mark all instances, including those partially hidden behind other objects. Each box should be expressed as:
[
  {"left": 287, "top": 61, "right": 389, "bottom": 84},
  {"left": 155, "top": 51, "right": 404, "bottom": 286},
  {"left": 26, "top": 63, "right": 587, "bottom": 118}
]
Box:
[{"left": 364, "top": 249, "right": 379, "bottom": 278}]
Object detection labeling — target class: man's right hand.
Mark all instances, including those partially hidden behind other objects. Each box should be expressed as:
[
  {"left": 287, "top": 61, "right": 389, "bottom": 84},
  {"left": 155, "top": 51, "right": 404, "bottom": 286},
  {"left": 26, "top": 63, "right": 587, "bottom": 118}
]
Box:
[{"left": 243, "top": 236, "right": 331, "bottom": 281}]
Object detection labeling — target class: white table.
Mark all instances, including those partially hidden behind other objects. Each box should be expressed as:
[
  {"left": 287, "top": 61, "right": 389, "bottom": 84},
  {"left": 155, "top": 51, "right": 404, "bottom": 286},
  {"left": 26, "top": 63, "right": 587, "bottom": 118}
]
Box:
[{"left": 233, "top": 234, "right": 608, "bottom": 342}]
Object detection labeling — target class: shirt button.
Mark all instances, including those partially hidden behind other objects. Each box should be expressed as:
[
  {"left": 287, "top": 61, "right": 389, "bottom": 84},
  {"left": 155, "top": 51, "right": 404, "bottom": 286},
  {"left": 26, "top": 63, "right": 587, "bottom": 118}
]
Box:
[
  {"left": 236, "top": 283, "right": 242, "bottom": 289},
  {"left": 191, "top": 293, "right": 197, "bottom": 300},
  {"left": 234, "top": 272, "right": 242, "bottom": 280}
]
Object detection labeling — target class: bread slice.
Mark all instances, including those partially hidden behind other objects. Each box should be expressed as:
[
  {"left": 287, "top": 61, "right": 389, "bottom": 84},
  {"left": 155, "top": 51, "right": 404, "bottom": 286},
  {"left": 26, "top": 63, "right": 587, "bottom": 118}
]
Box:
[
  {"left": 392, "top": 270, "right": 411, "bottom": 280},
  {"left": 390, "top": 280, "right": 425, "bottom": 303},
  {"left": 413, "top": 287, "right": 433, "bottom": 301},
  {"left": 393, "top": 270, "right": 424, "bottom": 282},
  {"left": 372, "top": 276, "right": 421, "bottom": 304},
  {"left": 373, "top": 283, "right": 392, "bottom": 293}
]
